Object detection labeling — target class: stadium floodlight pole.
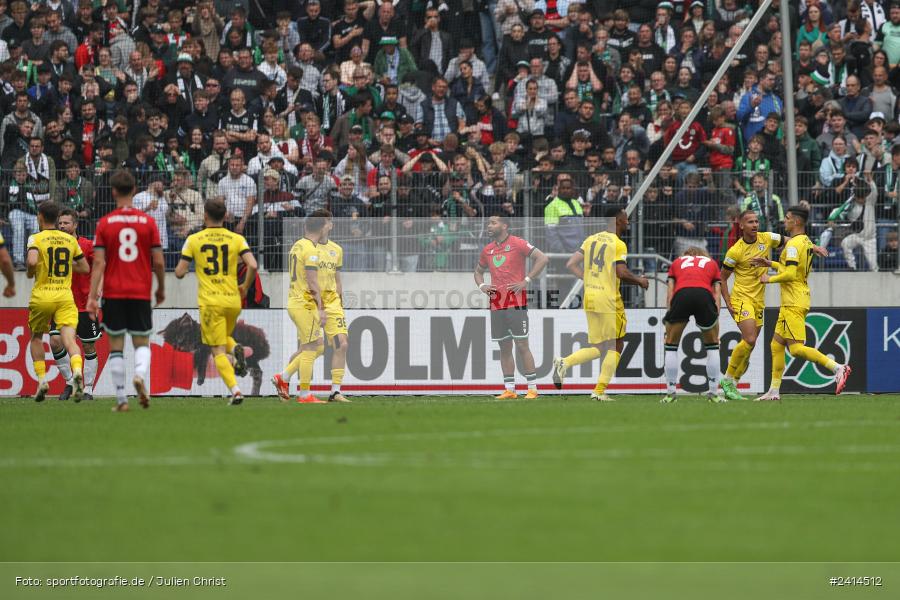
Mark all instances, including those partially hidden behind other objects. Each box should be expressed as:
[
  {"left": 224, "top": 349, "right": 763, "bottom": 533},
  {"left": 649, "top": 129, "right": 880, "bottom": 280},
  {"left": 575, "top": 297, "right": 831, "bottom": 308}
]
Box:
[
  {"left": 625, "top": 0, "right": 774, "bottom": 218},
  {"left": 779, "top": 0, "right": 799, "bottom": 207}
]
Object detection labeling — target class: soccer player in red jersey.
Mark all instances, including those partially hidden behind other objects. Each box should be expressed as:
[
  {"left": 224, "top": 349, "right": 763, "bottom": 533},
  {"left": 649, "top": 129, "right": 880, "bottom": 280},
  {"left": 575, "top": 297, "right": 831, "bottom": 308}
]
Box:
[
  {"left": 661, "top": 247, "right": 724, "bottom": 404},
  {"left": 49, "top": 209, "right": 103, "bottom": 401},
  {"left": 86, "top": 171, "right": 166, "bottom": 412},
  {"left": 474, "top": 215, "right": 548, "bottom": 399}
]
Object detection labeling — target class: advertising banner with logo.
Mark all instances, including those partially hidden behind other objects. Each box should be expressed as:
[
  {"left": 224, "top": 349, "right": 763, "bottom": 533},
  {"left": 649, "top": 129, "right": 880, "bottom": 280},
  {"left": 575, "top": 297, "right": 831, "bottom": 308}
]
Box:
[
  {"left": 866, "top": 309, "right": 900, "bottom": 392},
  {"left": 763, "top": 308, "right": 867, "bottom": 393},
  {"left": 0, "top": 308, "right": 764, "bottom": 397}
]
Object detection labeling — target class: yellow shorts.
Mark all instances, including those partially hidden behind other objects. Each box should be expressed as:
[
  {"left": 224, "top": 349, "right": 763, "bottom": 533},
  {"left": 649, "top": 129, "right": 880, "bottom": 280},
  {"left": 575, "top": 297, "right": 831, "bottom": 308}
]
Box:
[
  {"left": 324, "top": 301, "right": 348, "bottom": 341},
  {"left": 775, "top": 306, "right": 808, "bottom": 343},
  {"left": 585, "top": 310, "right": 626, "bottom": 344},
  {"left": 731, "top": 295, "right": 764, "bottom": 327},
  {"left": 288, "top": 306, "right": 322, "bottom": 344},
  {"left": 28, "top": 300, "right": 77, "bottom": 334},
  {"left": 199, "top": 305, "right": 241, "bottom": 347}
]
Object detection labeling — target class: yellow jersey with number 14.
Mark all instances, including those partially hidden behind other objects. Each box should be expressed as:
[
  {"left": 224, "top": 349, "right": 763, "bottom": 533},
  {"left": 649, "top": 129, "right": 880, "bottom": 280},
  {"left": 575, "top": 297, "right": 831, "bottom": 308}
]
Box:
[
  {"left": 27, "top": 229, "right": 84, "bottom": 304},
  {"left": 580, "top": 231, "right": 627, "bottom": 313},
  {"left": 317, "top": 239, "right": 343, "bottom": 306},
  {"left": 723, "top": 231, "right": 782, "bottom": 303},
  {"left": 776, "top": 234, "right": 813, "bottom": 310},
  {"left": 181, "top": 227, "right": 251, "bottom": 308},
  {"left": 287, "top": 238, "right": 319, "bottom": 310}
]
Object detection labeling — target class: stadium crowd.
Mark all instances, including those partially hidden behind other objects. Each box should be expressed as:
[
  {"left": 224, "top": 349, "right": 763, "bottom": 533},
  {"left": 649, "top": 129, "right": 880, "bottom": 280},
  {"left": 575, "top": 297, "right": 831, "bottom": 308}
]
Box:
[{"left": 0, "top": 0, "right": 898, "bottom": 274}]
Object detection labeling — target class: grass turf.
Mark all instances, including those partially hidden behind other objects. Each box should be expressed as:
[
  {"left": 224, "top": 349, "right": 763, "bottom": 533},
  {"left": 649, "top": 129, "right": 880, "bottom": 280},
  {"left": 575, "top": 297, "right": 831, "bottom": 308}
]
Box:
[{"left": 2, "top": 393, "right": 899, "bottom": 566}]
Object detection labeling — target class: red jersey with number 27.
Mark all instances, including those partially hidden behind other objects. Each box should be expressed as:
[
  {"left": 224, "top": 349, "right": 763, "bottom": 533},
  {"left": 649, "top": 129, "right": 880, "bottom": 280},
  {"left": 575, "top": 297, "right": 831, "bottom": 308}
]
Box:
[
  {"left": 93, "top": 207, "right": 161, "bottom": 300},
  {"left": 478, "top": 235, "right": 536, "bottom": 310},
  {"left": 667, "top": 255, "right": 721, "bottom": 295}
]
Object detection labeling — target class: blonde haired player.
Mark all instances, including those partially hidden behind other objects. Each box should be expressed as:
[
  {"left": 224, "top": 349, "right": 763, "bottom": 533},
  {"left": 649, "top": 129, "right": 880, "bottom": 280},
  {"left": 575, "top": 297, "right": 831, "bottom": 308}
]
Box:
[
  {"left": 718, "top": 210, "right": 784, "bottom": 401},
  {"left": 552, "top": 207, "right": 649, "bottom": 401},
  {"left": 316, "top": 210, "right": 351, "bottom": 403},
  {"left": 175, "top": 198, "right": 258, "bottom": 405},
  {"left": 26, "top": 202, "right": 90, "bottom": 402},
  {"left": 272, "top": 212, "right": 329, "bottom": 404},
  {"left": 751, "top": 206, "right": 851, "bottom": 401}
]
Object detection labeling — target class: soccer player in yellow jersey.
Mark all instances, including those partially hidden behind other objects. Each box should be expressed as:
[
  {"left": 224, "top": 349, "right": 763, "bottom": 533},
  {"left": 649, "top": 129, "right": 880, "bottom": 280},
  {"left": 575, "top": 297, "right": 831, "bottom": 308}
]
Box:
[
  {"left": 317, "top": 211, "right": 351, "bottom": 403},
  {"left": 552, "top": 207, "right": 649, "bottom": 401},
  {"left": 718, "top": 210, "right": 785, "bottom": 401},
  {"left": 0, "top": 231, "right": 15, "bottom": 298},
  {"left": 751, "top": 207, "right": 852, "bottom": 401},
  {"left": 175, "top": 199, "right": 258, "bottom": 405},
  {"left": 271, "top": 212, "right": 328, "bottom": 404},
  {"left": 25, "top": 202, "right": 90, "bottom": 402}
]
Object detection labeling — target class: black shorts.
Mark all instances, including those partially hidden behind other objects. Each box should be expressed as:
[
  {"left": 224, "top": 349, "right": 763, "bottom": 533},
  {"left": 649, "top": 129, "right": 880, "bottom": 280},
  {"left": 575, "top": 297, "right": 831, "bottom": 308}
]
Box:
[
  {"left": 663, "top": 288, "right": 719, "bottom": 330},
  {"left": 49, "top": 312, "right": 103, "bottom": 342},
  {"left": 101, "top": 298, "right": 153, "bottom": 336},
  {"left": 491, "top": 307, "right": 529, "bottom": 341}
]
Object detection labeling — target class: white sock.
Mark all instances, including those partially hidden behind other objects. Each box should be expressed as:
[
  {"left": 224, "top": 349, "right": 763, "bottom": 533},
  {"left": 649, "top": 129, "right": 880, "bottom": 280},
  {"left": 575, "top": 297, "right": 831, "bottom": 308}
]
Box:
[
  {"left": 134, "top": 345, "right": 151, "bottom": 381},
  {"left": 230, "top": 385, "right": 241, "bottom": 395},
  {"left": 664, "top": 344, "right": 678, "bottom": 393},
  {"left": 504, "top": 376, "right": 515, "bottom": 392},
  {"left": 330, "top": 383, "right": 340, "bottom": 393},
  {"left": 109, "top": 352, "right": 127, "bottom": 404},
  {"left": 83, "top": 352, "right": 98, "bottom": 394},
  {"left": 706, "top": 344, "right": 720, "bottom": 392},
  {"left": 525, "top": 372, "right": 537, "bottom": 391},
  {"left": 54, "top": 348, "right": 72, "bottom": 382}
]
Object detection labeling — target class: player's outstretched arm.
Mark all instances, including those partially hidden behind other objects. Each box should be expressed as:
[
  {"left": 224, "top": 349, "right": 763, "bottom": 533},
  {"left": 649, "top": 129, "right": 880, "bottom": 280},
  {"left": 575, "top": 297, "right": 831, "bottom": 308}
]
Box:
[
  {"left": 151, "top": 247, "right": 166, "bottom": 306},
  {"left": 528, "top": 248, "right": 550, "bottom": 279},
  {"left": 0, "top": 247, "right": 14, "bottom": 297},
  {"left": 73, "top": 255, "right": 89, "bottom": 274},
  {"left": 615, "top": 262, "right": 649, "bottom": 289},
  {"left": 764, "top": 263, "right": 798, "bottom": 284},
  {"left": 238, "top": 251, "right": 258, "bottom": 299}
]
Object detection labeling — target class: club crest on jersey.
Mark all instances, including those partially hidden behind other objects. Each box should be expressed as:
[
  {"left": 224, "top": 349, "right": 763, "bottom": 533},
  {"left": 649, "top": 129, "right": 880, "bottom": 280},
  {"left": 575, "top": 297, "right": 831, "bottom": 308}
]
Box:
[
  {"left": 492, "top": 255, "right": 507, "bottom": 267},
  {"left": 329, "top": 250, "right": 336, "bottom": 256},
  {"left": 741, "top": 309, "right": 750, "bottom": 317},
  {"left": 758, "top": 244, "right": 765, "bottom": 251},
  {"left": 505, "top": 245, "right": 511, "bottom": 252}
]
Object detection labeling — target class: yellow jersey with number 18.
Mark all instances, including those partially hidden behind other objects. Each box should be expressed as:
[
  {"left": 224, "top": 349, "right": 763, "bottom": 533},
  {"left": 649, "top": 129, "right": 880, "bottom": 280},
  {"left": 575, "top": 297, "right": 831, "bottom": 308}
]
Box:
[
  {"left": 287, "top": 238, "right": 319, "bottom": 310},
  {"left": 27, "top": 229, "right": 84, "bottom": 304},
  {"left": 580, "top": 231, "right": 627, "bottom": 313},
  {"left": 317, "top": 239, "right": 343, "bottom": 307},
  {"left": 181, "top": 227, "right": 251, "bottom": 308},
  {"left": 722, "top": 231, "right": 782, "bottom": 303},
  {"left": 777, "top": 234, "right": 813, "bottom": 310}
]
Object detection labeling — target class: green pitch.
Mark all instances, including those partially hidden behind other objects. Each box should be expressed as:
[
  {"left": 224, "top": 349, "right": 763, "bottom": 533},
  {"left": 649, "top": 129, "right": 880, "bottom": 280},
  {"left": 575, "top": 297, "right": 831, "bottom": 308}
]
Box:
[{"left": 2, "top": 394, "right": 899, "bottom": 599}]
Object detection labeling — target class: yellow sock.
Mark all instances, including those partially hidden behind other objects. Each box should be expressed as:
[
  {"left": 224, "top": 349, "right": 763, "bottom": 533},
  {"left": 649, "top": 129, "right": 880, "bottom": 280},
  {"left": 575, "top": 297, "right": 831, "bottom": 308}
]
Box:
[
  {"left": 298, "top": 350, "right": 318, "bottom": 392},
  {"left": 726, "top": 340, "right": 752, "bottom": 379},
  {"left": 70, "top": 354, "right": 83, "bottom": 374},
  {"left": 34, "top": 360, "right": 46, "bottom": 381},
  {"left": 789, "top": 344, "right": 838, "bottom": 373},
  {"left": 594, "top": 351, "right": 620, "bottom": 394},
  {"left": 563, "top": 347, "right": 602, "bottom": 369},
  {"left": 214, "top": 353, "right": 237, "bottom": 390},
  {"left": 282, "top": 354, "right": 303, "bottom": 379},
  {"left": 226, "top": 337, "right": 237, "bottom": 353},
  {"left": 770, "top": 339, "right": 785, "bottom": 390},
  {"left": 331, "top": 368, "right": 345, "bottom": 386}
]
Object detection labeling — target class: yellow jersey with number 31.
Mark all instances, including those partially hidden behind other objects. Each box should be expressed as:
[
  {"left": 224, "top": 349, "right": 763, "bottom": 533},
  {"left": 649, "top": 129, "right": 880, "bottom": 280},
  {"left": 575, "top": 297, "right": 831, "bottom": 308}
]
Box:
[
  {"left": 723, "top": 231, "right": 782, "bottom": 303},
  {"left": 27, "top": 229, "right": 84, "bottom": 304},
  {"left": 777, "top": 234, "right": 813, "bottom": 309},
  {"left": 580, "top": 231, "right": 627, "bottom": 313},
  {"left": 317, "top": 239, "right": 343, "bottom": 306},
  {"left": 287, "top": 238, "right": 320, "bottom": 309},
  {"left": 181, "top": 227, "right": 251, "bottom": 308}
]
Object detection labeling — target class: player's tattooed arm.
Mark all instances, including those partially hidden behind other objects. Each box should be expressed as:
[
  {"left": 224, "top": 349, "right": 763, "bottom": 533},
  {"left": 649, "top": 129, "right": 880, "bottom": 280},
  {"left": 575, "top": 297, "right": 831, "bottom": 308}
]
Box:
[
  {"left": 566, "top": 249, "right": 584, "bottom": 280},
  {"left": 615, "top": 262, "right": 649, "bottom": 289}
]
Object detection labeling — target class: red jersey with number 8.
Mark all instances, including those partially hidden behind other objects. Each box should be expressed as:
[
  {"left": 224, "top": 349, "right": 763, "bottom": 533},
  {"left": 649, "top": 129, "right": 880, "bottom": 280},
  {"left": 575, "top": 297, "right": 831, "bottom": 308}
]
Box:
[
  {"left": 478, "top": 235, "right": 536, "bottom": 310},
  {"left": 93, "top": 207, "right": 161, "bottom": 300},
  {"left": 667, "top": 255, "right": 721, "bottom": 295}
]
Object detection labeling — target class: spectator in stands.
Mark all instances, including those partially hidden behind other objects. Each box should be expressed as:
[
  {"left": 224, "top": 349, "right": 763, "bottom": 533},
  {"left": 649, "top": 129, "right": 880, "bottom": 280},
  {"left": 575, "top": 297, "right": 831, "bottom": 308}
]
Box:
[
  {"left": 544, "top": 175, "right": 584, "bottom": 254},
  {"left": 736, "top": 68, "right": 782, "bottom": 150},
  {"left": 817, "top": 109, "right": 860, "bottom": 157},
  {"left": 879, "top": 231, "right": 899, "bottom": 271},
  {"left": 217, "top": 154, "right": 256, "bottom": 234},
  {"left": 296, "top": 154, "right": 337, "bottom": 213},
  {"left": 412, "top": 8, "right": 452, "bottom": 73},
  {"left": 374, "top": 37, "right": 417, "bottom": 87}
]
